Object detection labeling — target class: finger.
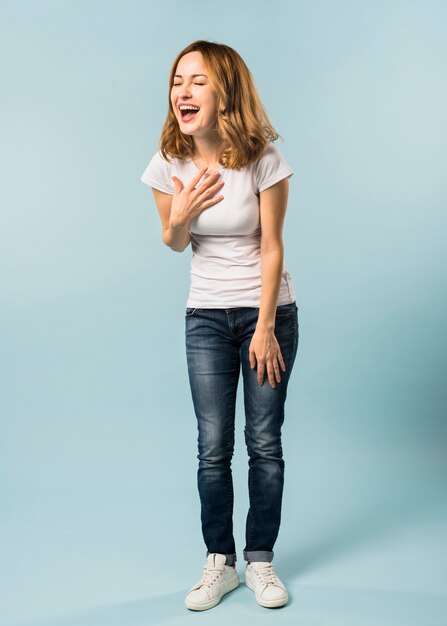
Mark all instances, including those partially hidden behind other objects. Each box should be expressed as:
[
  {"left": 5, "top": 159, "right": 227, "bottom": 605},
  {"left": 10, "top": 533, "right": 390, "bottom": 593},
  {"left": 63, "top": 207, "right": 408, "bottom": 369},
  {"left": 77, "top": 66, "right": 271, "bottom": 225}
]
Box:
[
  {"left": 188, "top": 166, "right": 208, "bottom": 190},
  {"left": 200, "top": 178, "right": 225, "bottom": 197},
  {"left": 249, "top": 349, "right": 256, "bottom": 369},
  {"left": 278, "top": 350, "right": 286, "bottom": 372},
  {"left": 199, "top": 195, "right": 225, "bottom": 210},
  {"left": 196, "top": 172, "right": 224, "bottom": 196},
  {"left": 273, "top": 359, "right": 282, "bottom": 384},
  {"left": 257, "top": 360, "right": 265, "bottom": 385},
  {"left": 196, "top": 182, "right": 225, "bottom": 205},
  {"left": 171, "top": 175, "right": 184, "bottom": 192},
  {"left": 266, "top": 361, "right": 276, "bottom": 388}
]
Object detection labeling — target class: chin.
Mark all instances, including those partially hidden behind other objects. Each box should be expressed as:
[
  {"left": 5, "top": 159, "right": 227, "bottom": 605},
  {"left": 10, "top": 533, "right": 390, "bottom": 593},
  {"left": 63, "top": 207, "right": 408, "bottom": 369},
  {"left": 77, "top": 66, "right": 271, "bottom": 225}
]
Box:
[{"left": 178, "top": 125, "right": 195, "bottom": 135}]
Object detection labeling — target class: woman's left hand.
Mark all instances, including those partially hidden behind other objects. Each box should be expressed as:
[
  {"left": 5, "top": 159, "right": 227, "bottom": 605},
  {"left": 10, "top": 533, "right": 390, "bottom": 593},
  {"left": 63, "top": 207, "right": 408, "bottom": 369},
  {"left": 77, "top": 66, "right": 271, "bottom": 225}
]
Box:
[{"left": 249, "top": 326, "right": 286, "bottom": 388}]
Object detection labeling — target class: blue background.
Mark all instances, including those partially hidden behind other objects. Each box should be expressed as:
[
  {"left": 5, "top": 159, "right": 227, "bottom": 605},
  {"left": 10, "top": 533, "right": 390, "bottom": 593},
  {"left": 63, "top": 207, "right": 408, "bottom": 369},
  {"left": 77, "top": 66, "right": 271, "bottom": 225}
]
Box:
[{"left": 1, "top": 1, "right": 446, "bottom": 625}]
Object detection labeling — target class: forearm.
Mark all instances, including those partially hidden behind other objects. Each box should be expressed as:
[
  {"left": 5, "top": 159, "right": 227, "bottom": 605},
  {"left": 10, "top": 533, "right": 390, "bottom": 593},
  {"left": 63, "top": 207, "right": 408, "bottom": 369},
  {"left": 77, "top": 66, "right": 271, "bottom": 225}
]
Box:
[
  {"left": 163, "top": 220, "right": 191, "bottom": 253},
  {"left": 257, "top": 245, "right": 284, "bottom": 330}
]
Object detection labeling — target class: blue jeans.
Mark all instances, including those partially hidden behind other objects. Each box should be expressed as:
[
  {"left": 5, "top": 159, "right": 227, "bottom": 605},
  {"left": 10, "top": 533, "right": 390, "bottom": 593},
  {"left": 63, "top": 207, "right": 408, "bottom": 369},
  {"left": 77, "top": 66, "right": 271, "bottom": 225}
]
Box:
[{"left": 185, "top": 302, "right": 299, "bottom": 566}]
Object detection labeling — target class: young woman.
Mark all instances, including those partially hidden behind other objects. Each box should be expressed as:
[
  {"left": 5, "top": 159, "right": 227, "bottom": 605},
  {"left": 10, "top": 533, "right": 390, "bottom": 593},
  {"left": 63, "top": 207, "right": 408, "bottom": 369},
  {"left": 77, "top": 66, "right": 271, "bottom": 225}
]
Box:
[{"left": 141, "top": 40, "right": 299, "bottom": 611}]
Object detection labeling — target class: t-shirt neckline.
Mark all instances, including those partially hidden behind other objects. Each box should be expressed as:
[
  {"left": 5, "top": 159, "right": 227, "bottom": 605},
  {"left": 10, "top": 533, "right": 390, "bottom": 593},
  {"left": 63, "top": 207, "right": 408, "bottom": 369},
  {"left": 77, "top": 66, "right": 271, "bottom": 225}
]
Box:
[{"left": 188, "top": 157, "right": 225, "bottom": 172}]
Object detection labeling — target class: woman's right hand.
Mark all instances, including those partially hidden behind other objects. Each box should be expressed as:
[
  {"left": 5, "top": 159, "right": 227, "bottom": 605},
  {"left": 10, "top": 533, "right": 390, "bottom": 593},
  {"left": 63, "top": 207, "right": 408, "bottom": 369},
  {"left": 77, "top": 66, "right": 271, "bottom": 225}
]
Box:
[{"left": 170, "top": 167, "right": 225, "bottom": 229}]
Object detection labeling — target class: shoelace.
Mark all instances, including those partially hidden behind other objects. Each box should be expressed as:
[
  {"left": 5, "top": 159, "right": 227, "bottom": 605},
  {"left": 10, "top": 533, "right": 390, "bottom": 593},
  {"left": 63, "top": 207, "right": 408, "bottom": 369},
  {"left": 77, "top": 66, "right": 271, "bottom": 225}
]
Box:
[
  {"left": 253, "top": 563, "right": 279, "bottom": 586},
  {"left": 199, "top": 565, "right": 223, "bottom": 589}
]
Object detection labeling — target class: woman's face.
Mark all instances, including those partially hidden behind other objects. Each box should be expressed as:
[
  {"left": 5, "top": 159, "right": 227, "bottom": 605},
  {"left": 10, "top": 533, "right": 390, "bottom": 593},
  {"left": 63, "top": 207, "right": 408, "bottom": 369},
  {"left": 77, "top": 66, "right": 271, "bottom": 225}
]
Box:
[{"left": 171, "top": 51, "right": 219, "bottom": 139}]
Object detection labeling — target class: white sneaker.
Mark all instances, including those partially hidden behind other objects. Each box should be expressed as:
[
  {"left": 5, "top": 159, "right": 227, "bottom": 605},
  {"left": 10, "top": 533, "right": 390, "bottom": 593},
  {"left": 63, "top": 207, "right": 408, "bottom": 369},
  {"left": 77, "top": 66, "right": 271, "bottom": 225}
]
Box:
[
  {"left": 185, "top": 553, "right": 240, "bottom": 611},
  {"left": 245, "top": 561, "right": 288, "bottom": 608}
]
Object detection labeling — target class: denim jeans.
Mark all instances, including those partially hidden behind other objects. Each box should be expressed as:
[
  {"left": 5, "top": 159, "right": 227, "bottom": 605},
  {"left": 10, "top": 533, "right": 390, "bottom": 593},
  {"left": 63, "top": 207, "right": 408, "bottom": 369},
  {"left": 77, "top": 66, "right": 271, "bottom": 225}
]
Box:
[{"left": 185, "top": 302, "right": 299, "bottom": 566}]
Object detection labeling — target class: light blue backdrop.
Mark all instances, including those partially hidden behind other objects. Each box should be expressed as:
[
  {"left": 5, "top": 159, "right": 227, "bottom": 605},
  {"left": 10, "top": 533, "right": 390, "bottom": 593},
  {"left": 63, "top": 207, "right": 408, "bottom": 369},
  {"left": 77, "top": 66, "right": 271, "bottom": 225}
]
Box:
[{"left": 1, "top": 1, "right": 446, "bottom": 625}]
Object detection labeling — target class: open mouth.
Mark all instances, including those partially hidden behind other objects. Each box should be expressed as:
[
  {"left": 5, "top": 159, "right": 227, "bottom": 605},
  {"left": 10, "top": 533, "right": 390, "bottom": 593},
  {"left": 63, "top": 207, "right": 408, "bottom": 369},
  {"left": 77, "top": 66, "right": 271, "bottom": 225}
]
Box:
[{"left": 179, "top": 105, "right": 200, "bottom": 122}]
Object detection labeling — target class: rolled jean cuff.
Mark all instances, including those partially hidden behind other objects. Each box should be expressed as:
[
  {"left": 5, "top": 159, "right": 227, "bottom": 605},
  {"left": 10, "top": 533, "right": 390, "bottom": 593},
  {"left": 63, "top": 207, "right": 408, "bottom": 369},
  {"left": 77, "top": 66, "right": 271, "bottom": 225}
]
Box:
[
  {"left": 244, "top": 550, "right": 274, "bottom": 563},
  {"left": 206, "top": 550, "right": 237, "bottom": 566}
]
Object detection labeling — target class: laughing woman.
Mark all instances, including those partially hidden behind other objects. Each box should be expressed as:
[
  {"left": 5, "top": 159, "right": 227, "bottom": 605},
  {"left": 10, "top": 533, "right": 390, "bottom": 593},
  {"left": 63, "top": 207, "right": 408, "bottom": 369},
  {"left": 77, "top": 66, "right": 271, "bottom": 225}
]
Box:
[{"left": 140, "top": 40, "right": 299, "bottom": 611}]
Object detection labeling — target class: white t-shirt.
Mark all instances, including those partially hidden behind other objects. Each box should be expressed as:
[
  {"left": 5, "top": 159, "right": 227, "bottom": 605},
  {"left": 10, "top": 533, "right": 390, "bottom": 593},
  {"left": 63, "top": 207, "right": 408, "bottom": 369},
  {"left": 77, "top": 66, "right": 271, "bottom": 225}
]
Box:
[{"left": 140, "top": 141, "right": 296, "bottom": 308}]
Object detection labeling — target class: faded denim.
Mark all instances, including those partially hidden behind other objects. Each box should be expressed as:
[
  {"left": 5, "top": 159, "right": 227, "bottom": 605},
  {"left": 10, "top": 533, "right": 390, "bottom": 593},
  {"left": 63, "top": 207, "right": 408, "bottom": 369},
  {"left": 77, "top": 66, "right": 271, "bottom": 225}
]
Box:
[{"left": 185, "top": 302, "right": 299, "bottom": 565}]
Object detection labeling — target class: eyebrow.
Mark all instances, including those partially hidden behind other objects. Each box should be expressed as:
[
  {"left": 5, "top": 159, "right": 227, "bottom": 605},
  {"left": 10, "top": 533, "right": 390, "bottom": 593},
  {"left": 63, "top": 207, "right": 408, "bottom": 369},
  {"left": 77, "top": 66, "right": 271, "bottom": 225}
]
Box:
[{"left": 174, "top": 74, "right": 208, "bottom": 78}]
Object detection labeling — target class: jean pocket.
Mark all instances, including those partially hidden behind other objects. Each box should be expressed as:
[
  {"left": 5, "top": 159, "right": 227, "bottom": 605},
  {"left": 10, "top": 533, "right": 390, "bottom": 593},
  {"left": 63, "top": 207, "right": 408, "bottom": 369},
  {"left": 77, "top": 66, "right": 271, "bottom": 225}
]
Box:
[
  {"left": 275, "top": 302, "right": 297, "bottom": 318},
  {"left": 185, "top": 307, "right": 203, "bottom": 317}
]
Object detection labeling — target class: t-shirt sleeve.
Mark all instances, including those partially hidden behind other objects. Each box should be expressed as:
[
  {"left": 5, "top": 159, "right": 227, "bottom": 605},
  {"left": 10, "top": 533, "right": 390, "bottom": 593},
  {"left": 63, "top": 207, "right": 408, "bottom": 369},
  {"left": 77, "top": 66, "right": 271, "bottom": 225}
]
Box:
[
  {"left": 140, "top": 150, "right": 174, "bottom": 194},
  {"left": 254, "top": 142, "right": 294, "bottom": 193}
]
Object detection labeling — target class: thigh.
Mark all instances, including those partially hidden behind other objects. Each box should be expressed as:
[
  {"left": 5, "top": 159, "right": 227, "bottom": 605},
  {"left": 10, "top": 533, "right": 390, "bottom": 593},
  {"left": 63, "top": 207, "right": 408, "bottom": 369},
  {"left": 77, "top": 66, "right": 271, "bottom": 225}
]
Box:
[
  {"left": 240, "top": 303, "right": 299, "bottom": 438},
  {"left": 271, "top": 302, "right": 299, "bottom": 378},
  {"left": 185, "top": 308, "right": 241, "bottom": 454}
]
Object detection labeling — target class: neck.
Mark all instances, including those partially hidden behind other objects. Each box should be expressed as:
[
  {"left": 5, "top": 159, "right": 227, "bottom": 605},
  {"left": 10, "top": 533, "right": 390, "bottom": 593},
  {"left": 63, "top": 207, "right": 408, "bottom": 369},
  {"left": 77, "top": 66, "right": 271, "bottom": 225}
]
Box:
[{"left": 192, "top": 135, "right": 222, "bottom": 166}]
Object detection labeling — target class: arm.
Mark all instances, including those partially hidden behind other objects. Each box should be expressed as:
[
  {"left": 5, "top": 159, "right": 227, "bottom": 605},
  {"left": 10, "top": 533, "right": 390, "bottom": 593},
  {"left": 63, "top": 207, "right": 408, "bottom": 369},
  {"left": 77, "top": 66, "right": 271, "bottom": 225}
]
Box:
[
  {"left": 249, "top": 177, "right": 290, "bottom": 387},
  {"left": 152, "top": 188, "right": 191, "bottom": 253},
  {"left": 151, "top": 169, "right": 225, "bottom": 253}
]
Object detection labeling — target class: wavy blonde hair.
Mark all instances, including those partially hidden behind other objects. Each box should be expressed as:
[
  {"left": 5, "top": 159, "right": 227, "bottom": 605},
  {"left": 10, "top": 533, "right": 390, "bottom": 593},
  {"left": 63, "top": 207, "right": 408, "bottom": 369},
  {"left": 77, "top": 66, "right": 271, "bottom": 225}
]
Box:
[{"left": 158, "top": 40, "right": 283, "bottom": 170}]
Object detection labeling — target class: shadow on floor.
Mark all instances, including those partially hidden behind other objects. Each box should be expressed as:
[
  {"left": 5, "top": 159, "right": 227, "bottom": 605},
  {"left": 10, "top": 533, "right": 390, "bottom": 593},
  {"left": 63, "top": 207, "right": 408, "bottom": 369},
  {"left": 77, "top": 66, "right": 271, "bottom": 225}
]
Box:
[
  {"left": 21, "top": 584, "right": 250, "bottom": 626},
  {"left": 281, "top": 470, "right": 445, "bottom": 581}
]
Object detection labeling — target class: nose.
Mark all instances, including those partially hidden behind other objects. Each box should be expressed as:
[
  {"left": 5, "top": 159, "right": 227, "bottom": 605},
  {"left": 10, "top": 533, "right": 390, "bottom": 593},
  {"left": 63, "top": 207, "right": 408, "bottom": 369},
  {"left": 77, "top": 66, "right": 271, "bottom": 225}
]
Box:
[{"left": 178, "top": 81, "right": 192, "bottom": 98}]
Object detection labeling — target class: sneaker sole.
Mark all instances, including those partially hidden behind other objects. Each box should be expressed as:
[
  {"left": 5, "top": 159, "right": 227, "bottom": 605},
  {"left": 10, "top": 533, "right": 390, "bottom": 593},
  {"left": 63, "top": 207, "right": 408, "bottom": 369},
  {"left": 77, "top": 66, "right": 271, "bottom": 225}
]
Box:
[
  {"left": 245, "top": 577, "right": 288, "bottom": 608},
  {"left": 185, "top": 576, "right": 240, "bottom": 611}
]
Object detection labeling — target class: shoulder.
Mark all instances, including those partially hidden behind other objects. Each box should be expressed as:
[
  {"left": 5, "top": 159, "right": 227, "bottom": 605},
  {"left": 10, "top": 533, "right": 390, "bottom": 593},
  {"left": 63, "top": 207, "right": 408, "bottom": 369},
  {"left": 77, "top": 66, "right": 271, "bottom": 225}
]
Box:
[
  {"left": 254, "top": 141, "right": 294, "bottom": 193},
  {"left": 259, "top": 141, "right": 282, "bottom": 159},
  {"left": 152, "top": 149, "right": 175, "bottom": 167},
  {"left": 141, "top": 149, "right": 177, "bottom": 193}
]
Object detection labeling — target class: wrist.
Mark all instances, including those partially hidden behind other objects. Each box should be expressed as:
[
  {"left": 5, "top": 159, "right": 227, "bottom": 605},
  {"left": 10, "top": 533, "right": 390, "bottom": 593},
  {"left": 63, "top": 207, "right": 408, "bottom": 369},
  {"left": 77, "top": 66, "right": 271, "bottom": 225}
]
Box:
[
  {"left": 256, "top": 318, "right": 275, "bottom": 332},
  {"left": 169, "top": 216, "right": 188, "bottom": 231}
]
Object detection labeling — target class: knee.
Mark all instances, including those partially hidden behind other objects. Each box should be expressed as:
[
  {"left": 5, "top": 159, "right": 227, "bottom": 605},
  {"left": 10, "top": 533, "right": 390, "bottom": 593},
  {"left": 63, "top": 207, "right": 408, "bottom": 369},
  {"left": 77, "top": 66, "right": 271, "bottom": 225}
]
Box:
[
  {"left": 198, "top": 435, "right": 234, "bottom": 467},
  {"left": 244, "top": 428, "right": 283, "bottom": 462}
]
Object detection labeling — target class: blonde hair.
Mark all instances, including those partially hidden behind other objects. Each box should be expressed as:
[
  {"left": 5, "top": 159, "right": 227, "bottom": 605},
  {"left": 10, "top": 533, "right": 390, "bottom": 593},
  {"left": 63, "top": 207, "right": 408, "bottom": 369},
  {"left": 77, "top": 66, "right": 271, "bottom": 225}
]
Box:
[{"left": 159, "top": 40, "right": 283, "bottom": 170}]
